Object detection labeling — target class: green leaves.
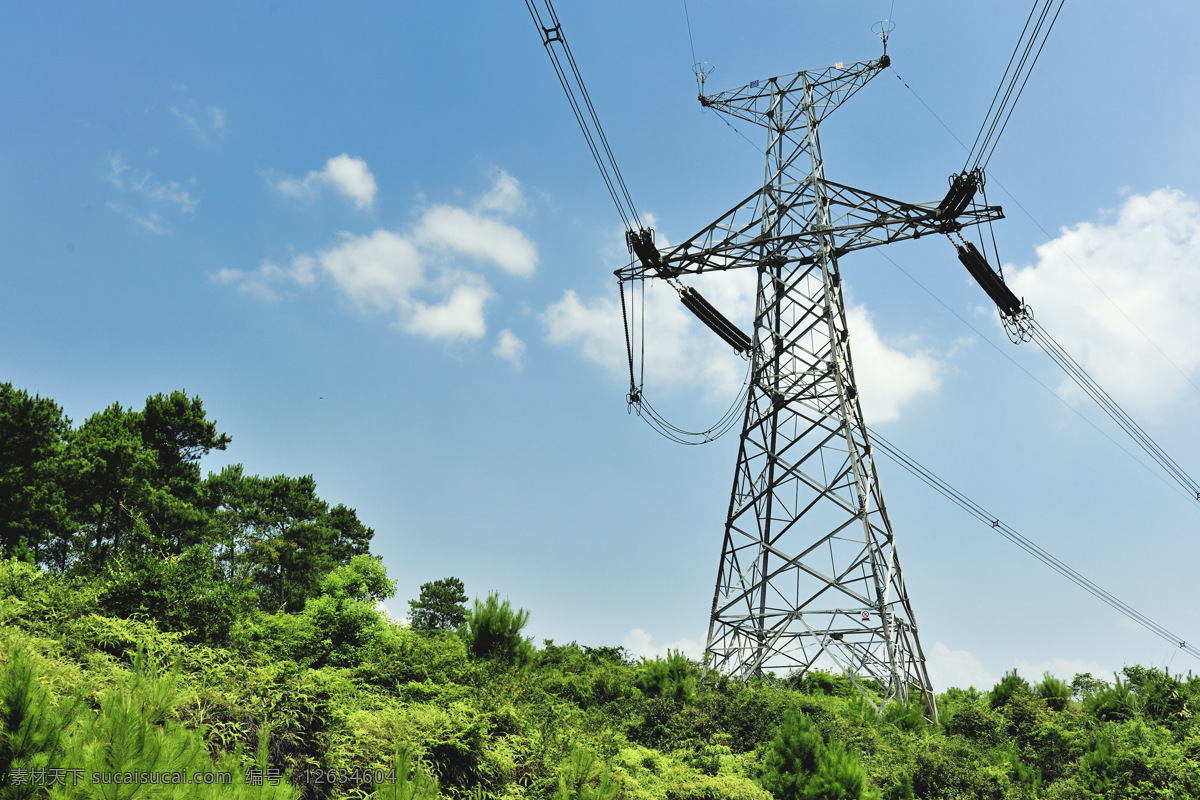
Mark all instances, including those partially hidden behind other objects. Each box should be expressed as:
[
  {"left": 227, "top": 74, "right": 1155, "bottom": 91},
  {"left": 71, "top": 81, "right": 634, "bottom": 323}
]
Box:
[
  {"left": 0, "top": 650, "right": 80, "bottom": 800},
  {"left": 633, "top": 650, "right": 696, "bottom": 704},
  {"left": 459, "top": 592, "right": 532, "bottom": 665},
  {"left": 0, "top": 383, "right": 69, "bottom": 563},
  {"left": 759, "top": 707, "right": 876, "bottom": 800},
  {"left": 408, "top": 578, "right": 468, "bottom": 632}
]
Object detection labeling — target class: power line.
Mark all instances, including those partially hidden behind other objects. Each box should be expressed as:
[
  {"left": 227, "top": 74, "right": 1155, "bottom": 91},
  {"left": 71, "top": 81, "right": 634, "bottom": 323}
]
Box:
[
  {"left": 966, "top": 0, "right": 1067, "bottom": 172},
  {"left": 524, "top": 0, "right": 642, "bottom": 230},
  {"left": 1027, "top": 320, "right": 1200, "bottom": 504},
  {"left": 870, "top": 430, "right": 1200, "bottom": 663},
  {"left": 873, "top": 249, "right": 1195, "bottom": 506}
]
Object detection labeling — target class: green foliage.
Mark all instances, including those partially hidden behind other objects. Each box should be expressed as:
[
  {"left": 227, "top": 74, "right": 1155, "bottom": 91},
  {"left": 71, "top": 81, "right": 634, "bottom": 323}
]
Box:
[
  {"left": 98, "top": 546, "right": 245, "bottom": 645},
  {"left": 1035, "top": 672, "right": 1072, "bottom": 712},
  {"left": 759, "top": 707, "right": 877, "bottom": 800},
  {"left": 459, "top": 592, "right": 533, "bottom": 665},
  {"left": 790, "top": 670, "right": 857, "bottom": 699},
  {"left": 1121, "top": 664, "right": 1191, "bottom": 725},
  {"left": 0, "top": 650, "right": 80, "bottom": 800},
  {"left": 1083, "top": 673, "right": 1139, "bottom": 722},
  {"left": 634, "top": 650, "right": 696, "bottom": 704},
  {"left": 553, "top": 747, "right": 620, "bottom": 800},
  {"left": 375, "top": 743, "right": 439, "bottom": 800},
  {"left": 1069, "top": 671, "right": 1108, "bottom": 700},
  {"left": 0, "top": 384, "right": 69, "bottom": 563},
  {"left": 408, "top": 578, "right": 468, "bottom": 632},
  {"left": 989, "top": 668, "right": 1031, "bottom": 710},
  {"left": 302, "top": 555, "right": 395, "bottom": 668}
]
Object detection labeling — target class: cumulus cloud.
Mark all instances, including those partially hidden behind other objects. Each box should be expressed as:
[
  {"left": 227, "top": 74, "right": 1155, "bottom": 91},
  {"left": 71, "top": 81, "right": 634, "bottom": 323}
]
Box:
[
  {"left": 543, "top": 257, "right": 940, "bottom": 420},
  {"left": 543, "top": 267, "right": 756, "bottom": 402},
  {"left": 215, "top": 170, "right": 535, "bottom": 342},
  {"left": 845, "top": 304, "right": 941, "bottom": 424},
  {"left": 415, "top": 205, "right": 539, "bottom": 277},
  {"left": 622, "top": 628, "right": 703, "bottom": 661},
  {"left": 475, "top": 169, "right": 526, "bottom": 214},
  {"left": 493, "top": 329, "right": 527, "bottom": 369},
  {"left": 926, "top": 642, "right": 995, "bottom": 691},
  {"left": 1005, "top": 188, "right": 1200, "bottom": 414},
  {"left": 106, "top": 153, "right": 197, "bottom": 233},
  {"left": 274, "top": 154, "right": 378, "bottom": 210}
]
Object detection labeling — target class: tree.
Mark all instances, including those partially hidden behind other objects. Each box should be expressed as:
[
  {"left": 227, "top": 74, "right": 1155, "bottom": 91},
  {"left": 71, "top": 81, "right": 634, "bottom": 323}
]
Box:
[
  {"left": 60, "top": 401, "right": 157, "bottom": 569},
  {"left": 759, "top": 707, "right": 878, "bottom": 800},
  {"left": 137, "top": 390, "right": 231, "bottom": 552},
  {"left": 203, "top": 468, "right": 376, "bottom": 612},
  {"left": 409, "top": 577, "right": 469, "bottom": 631},
  {"left": 0, "top": 383, "right": 69, "bottom": 562},
  {"left": 304, "top": 555, "right": 397, "bottom": 667},
  {"left": 460, "top": 591, "right": 533, "bottom": 664}
]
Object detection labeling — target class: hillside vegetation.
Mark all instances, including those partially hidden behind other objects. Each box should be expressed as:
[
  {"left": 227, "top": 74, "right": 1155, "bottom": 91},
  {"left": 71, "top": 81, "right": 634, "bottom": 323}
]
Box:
[{"left": 1, "top": 383, "right": 1198, "bottom": 799}]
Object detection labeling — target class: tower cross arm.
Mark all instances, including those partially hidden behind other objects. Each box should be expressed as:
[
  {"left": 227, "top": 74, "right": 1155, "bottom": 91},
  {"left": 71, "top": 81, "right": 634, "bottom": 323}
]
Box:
[
  {"left": 700, "top": 55, "right": 891, "bottom": 127},
  {"left": 616, "top": 181, "right": 1004, "bottom": 282}
]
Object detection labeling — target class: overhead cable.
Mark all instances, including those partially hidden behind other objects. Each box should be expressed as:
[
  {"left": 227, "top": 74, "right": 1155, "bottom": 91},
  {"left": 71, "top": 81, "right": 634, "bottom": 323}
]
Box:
[
  {"left": 966, "top": 0, "right": 1066, "bottom": 172},
  {"left": 1027, "top": 320, "right": 1200, "bottom": 503},
  {"left": 525, "top": 0, "right": 642, "bottom": 230},
  {"left": 869, "top": 430, "right": 1200, "bottom": 663}
]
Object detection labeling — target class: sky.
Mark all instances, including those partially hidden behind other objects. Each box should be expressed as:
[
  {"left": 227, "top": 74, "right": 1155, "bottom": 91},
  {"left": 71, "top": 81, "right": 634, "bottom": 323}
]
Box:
[{"left": 3, "top": 1, "right": 1200, "bottom": 692}]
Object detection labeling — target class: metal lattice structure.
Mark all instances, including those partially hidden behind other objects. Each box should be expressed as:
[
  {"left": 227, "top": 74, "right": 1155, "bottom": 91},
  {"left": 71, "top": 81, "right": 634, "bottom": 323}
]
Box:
[{"left": 618, "top": 54, "right": 1003, "bottom": 718}]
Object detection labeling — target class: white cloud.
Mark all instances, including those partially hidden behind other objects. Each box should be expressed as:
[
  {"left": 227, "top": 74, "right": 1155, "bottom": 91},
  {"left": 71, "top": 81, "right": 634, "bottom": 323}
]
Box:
[
  {"left": 217, "top": 170, "right": 535, "bottom": 342},
  {"left": 845, "top": 304, "right": 941, "bottom": 424},
  {"left": 926, "top": 642, "right": 995, "bottom": 691},
  {"left": 493, "top": 329, "right": 526, "bottom": 369},
  {"left": 543, "top": 258, "right": 939, "bottom": 420},
  {"left": 106, "top": 154, "right": 197, "bottom": 233},
  {"left": 316, "top": 230, "right": 423, "bottom": 310},
  {"left": 542, "top": 268, "right": 755, "bottom": 402},
  {"left": 475, "top": 169, "right": 526, "bottom": 214},
  {"left": 1006, "top": 188, "right": 1200, "bottom": 414},
  {"left": 274, "top": 154, "right": 378, "bottom": 210},
  {"left": 415, "top": 205, "right": 538, "bottom": 278},
  {"left": 621, "top": 628, "right": 703, "bottom": 661},
  {"left": 407, "top": 280, "right": 492, "bottom": 341}
]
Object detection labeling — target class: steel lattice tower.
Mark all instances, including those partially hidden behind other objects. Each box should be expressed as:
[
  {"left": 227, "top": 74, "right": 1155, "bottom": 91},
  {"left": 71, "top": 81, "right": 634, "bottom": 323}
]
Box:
[{"left": 619, "top": 53, "right": 1002, "bottom": 717}]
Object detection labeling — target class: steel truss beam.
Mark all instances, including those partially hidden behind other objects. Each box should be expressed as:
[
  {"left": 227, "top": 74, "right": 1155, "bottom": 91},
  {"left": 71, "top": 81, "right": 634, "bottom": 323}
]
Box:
[{"left": 664, "top": 56, "right": 984, "bottom": 720}]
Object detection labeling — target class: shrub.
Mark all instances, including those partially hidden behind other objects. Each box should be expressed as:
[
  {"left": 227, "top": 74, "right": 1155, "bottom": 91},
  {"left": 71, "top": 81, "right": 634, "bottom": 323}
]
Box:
[
  {"left": 1083, "top": 675, "right": 1139, "bottom": 722},
  {"left": 759, "top": 707, "right": 878, "bottom": 800},
  {"left": 635, "top": 650, "right": 696, "bottom": 703},
  {"left": 1035, "top": 672, "right": 1072, "bottom": 712},
  {"left": 460, "top": 592, "right": 533, "bottom": 665},
  {"left": 0, "top": 650, "right": 81, "bottom": 800},
  {"left": 989, "top": 669, "right": 1031, "bottom": 710}
]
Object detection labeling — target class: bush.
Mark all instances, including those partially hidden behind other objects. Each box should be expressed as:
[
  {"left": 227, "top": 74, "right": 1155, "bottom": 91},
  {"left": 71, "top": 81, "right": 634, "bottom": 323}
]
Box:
[
  {"left": 635, "top": 650, "right": 696, "bottom": 703},
  {"left": 989, "top": 669, "right": 1031, "bottom": 710},
  {"left": 759, "top": 707, "right": 878, "bottom": 800},
  {"left": 97, "top": 546, "right": 245, "bottom": 645},
  {"left": 1035, "top": 672, "right": 1072, "bottom": 712},
  {"left": 0, "top": 650, "right": 80, "bottom": 800},
  {"left": 460, "top": 592, "right": 533, "bottom": 665}
]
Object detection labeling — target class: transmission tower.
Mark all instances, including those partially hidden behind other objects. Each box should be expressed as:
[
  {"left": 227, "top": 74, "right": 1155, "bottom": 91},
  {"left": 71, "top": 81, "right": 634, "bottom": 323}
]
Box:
[{"left": 618, "top": 52, "right": 1002, "bottom": 718}]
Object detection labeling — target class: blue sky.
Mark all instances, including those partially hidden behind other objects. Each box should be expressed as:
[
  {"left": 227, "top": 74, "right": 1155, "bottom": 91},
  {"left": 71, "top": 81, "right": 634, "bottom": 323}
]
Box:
[{"left": 4, "top": 1, "right": 1200, "bottom": 690}]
